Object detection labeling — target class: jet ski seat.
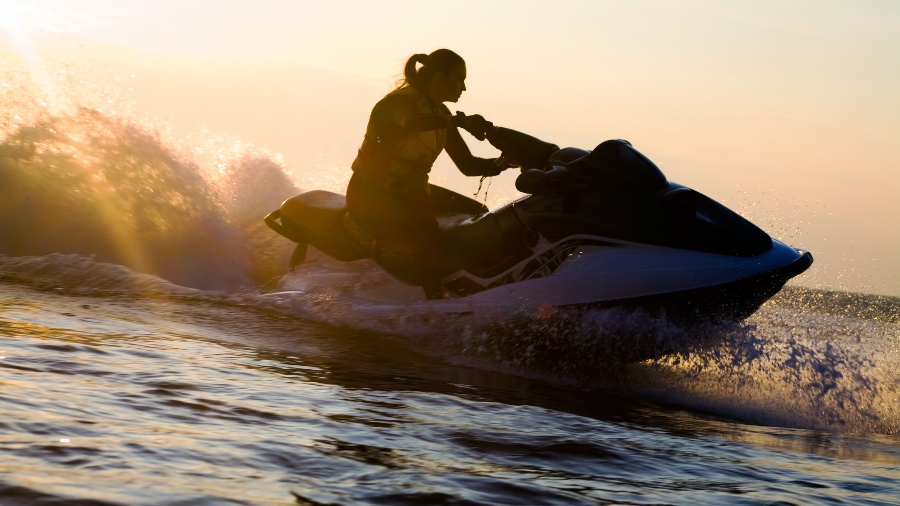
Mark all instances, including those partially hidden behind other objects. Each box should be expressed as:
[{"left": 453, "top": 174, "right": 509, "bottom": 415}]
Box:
[
  {"left": 276, "top": 190, "right": 368, "bottom": 262},
  {"left": 274, "top": 189, "right": 510, "bottom": 285}
]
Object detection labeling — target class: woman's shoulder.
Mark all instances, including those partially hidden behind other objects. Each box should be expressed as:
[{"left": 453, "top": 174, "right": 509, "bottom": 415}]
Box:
[{"left": 373, "top": 91, "right": 418, "bottom": 114}]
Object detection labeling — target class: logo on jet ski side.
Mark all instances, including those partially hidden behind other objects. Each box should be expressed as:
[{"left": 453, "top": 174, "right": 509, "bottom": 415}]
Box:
[{"left": 443, "top": 238, "right": 622, "bottom": 297}]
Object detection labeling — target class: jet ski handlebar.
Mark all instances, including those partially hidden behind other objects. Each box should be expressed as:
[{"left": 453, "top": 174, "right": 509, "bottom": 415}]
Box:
[
  {"left": 484, "top": 126, "right": 559, "bottom": 171},
  {"left": 482, "top": 126, "right": 672, "bottom": 196},
  {"left": 482, "top": 125, "right": 588, "bottom": 194}
]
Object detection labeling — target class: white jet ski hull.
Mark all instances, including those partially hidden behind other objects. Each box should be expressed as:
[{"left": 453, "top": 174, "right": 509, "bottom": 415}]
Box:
[{"left": 272, "top": 235, "right": 811, "bottom": 323}]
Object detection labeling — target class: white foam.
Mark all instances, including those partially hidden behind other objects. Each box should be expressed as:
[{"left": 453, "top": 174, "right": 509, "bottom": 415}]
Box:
[
  {"left": 624, "top": 306, "right": 900, "bottom": 434},
  {"left": 256, "top": 259, "right": 900, "bottom": 434}
]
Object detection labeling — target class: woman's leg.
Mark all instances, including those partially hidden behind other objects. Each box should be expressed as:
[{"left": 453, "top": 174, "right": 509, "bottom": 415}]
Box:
[
  {"left": 408, "top": 211, "right": 442, "bottom": 299},
  {"left": 427, "top": 184, "right": 489, "bottom": 215},
  {"left": 347, "top": 174, "right": 443, "bottom": 298}
]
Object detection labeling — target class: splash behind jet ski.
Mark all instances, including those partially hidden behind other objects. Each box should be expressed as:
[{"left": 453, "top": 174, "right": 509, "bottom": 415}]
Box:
[{"left": 264, "top": 126, "right": 812, "bottom": 323}]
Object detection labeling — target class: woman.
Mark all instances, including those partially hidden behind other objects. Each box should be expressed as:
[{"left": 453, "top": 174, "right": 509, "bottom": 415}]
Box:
[{"left": 347, "top": 49, "right": 509, "bottom": 299}]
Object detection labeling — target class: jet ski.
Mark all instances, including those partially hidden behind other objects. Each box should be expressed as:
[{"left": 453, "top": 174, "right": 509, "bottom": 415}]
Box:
[{"left": 264, "top": 126, "right": 812, "bottom": 323}]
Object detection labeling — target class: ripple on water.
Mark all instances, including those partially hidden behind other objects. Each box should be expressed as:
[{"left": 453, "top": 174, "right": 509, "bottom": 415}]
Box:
[{"left": 0, "top": 283, "right": 899, "bottom": 505}]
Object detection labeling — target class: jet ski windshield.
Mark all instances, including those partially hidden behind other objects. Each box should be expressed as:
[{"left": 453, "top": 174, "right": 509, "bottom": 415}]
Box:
[{"left": 567, "top": 140, "right": 668, "bottom": 193}]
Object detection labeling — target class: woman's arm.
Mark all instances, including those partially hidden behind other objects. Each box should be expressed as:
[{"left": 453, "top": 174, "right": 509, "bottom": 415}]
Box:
[
  {"left": 445, "top": 126, "right": 499, "bottom": 177},
  {"left": 371, "top": 95, "right": 501, "bottom": 176}
]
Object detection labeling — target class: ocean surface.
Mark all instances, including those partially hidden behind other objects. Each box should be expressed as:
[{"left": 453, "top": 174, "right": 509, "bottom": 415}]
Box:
[
  {"left": 1, "top": 256, "right": 899, "bottom": 506},
  {"left": 2, "top": 55, "right": 900, "bottom": 505}
]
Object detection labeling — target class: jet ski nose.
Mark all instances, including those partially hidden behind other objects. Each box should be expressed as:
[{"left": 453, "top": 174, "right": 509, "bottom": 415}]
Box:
[{"left": 789, "top": 249, "right": 814, "bottom": 277}]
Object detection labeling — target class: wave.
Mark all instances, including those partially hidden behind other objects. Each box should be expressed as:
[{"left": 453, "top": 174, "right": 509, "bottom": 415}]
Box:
[
  {"left": 0, "top": 108, "right": 298, "bottom": 291},
  {"left": 0, "top": 252, "right": 202, "bottom": 297}
]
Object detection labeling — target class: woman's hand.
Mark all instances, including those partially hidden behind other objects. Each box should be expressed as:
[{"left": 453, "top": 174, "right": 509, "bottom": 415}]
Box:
[
  {"left": 483, "top": 156, "right": 514, "bottom": 177},
  {"left": 453, "top": 111, "right": 493, "bottom": 141}
]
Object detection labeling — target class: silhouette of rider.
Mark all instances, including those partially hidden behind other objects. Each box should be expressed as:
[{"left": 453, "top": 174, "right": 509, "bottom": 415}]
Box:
[{"left": 346, "top": 49, "right": 509, "bottom": 299}]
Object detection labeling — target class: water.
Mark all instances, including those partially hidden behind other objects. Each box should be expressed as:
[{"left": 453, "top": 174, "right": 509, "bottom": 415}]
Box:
[
  {"left": 1, "top": 263, "right": 899, "bottom": 505},
  {"left": 2, "top": 57, "right": 900, "bottom": 505}
]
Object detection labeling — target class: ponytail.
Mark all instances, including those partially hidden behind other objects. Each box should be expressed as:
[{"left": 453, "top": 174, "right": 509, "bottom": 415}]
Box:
[{"left": 395, "top": 49, "right": 465, "bottom": 91}]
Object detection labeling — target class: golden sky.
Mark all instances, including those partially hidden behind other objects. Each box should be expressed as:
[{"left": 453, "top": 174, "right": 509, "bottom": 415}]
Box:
[{"left": 1, "top": 0, "right": 898, "bottom": 295}]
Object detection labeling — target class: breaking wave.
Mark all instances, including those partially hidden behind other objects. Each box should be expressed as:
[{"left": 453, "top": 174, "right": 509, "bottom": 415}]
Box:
[{"left": 0, "top": 72, "right": 299, "bottom": 290}]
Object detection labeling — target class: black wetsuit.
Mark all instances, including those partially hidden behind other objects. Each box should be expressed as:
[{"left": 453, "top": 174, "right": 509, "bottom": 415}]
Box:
[{"left": 346, "top": 88, "right": 499, "bottom": 298}]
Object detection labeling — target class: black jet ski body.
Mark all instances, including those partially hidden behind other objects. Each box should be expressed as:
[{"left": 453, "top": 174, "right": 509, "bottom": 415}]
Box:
[{"left": 264, "top": 128, "right": 812, "bottom": 323}]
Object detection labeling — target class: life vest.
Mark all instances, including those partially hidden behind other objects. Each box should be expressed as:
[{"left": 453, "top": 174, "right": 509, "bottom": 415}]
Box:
[{"left": 351, "top": 86, "right": 449, "bottom": 196}]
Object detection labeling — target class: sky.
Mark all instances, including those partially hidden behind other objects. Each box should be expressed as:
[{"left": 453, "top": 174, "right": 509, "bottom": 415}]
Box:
[{"left": 1, "top": 0, "right": 898, "bottom": 295}]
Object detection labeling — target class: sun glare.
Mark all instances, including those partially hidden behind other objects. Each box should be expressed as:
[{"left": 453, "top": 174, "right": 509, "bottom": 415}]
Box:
[{"left": 0, "top": 1, "right": 72, "bottom": 114}]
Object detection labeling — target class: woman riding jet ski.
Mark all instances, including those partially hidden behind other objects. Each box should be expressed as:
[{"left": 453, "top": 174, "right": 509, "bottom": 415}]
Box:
[
  {"left": 348, "top": 49, "right": 511, "bottom": 299},
  {"left": 265, "top": 50, "right": 813, "bottom": 323}
]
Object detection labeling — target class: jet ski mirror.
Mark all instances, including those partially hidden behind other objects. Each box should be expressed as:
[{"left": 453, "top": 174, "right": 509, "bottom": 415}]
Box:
[{"left": 485, "top": 126, "right": 559, "bottom": 170}]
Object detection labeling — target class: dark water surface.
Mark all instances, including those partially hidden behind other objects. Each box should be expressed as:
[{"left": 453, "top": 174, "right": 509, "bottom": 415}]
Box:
[{"left": 1, "top": 261, "right": 899, "bottom": 505}]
